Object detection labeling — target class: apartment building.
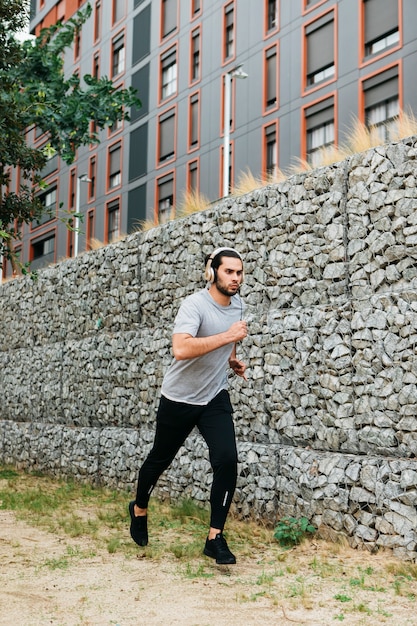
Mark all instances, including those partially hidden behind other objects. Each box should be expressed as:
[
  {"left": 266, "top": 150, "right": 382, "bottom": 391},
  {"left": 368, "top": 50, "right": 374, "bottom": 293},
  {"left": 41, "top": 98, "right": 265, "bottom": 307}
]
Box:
[{"left": 4, "top": 0, "right": 417, "bottom": 274}]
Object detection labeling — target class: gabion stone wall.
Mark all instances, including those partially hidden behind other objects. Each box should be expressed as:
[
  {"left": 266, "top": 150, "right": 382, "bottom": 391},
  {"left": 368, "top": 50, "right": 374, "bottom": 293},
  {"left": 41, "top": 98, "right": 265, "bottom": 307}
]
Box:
[{"left": 2, "top": 137, "right": 417, "bottom": 560}]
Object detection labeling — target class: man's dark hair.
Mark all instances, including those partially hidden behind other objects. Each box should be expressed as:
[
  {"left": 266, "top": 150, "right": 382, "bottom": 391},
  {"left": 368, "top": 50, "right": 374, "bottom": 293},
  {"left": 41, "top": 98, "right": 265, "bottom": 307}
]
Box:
[{"left": 205, "top": 249, "right": 242, "bottom": 272}]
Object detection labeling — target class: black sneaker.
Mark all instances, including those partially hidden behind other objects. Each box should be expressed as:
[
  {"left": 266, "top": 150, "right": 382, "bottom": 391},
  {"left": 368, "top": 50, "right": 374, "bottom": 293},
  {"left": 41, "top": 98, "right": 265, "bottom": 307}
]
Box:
[
  {"left": 203, "top": 533, "right": 236, "bottom": 565},
  {"left": 128, "top": 501, "right": 148, "bottom": 547}
]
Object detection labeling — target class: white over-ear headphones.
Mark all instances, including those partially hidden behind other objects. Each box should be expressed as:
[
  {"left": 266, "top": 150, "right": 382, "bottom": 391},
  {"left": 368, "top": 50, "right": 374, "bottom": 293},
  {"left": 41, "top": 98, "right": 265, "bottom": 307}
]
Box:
[{"left": 204, "top": 247, "right": 244, "bottom": 283}]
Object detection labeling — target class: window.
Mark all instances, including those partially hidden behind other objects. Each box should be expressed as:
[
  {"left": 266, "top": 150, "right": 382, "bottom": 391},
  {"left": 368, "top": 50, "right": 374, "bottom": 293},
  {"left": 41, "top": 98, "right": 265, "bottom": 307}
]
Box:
[
  {"left": 112, "top": 0, "right": 125, "bottom": 24},
  {"left": 192, "top": 0, "right": 201, "bottom": 16},
  {"left": 31, "top": 233, "right": 55, "bottom": 269},
  {"left": 158, "top": 109, "right": 175, "bottom": 163},
  {"left": 222, "top": 142, "right": 233, "bottom": 195},
  {"left": 190, "top": 28, "right": 201, "bottom": 83},
  {"left": 189, "top": 93, "right": 199, "bottom": 149},
  {"left": 305, "top": 97, "right": 335, "bottom": 166},
  {"left": 305, "top": 12, "right": 335, "bottom": 87},
  {"left": 157, "top": 174, "right": 174, "bottom": 224},
  {"left": 264, "top": 123, "right": 277, "bottom": 176},
  {"left": 74, "top": 30, "right": 81, "bottom": 60},
  {"left": 67, "top": 225, "right": 74, "bottom": 258},
  {"left": 94, "top": 1, "right": 101, "bottom": 41},
  {"left": 160, "top": 47, "right": 177, "bottom": 101},
  {"left": 364, "top": 0, "right": 399, "bottom": 58},
  {"left": 88, "top": 156, "right": 96, "bottom": 200},
  {"left": 224, "top": 3, "right": 235, "bottom": 61},
  {"left": 162, "top": 0, "right": 177, "bottom": 39},
  {"left": 363, "top": 66, "right": 399, "bottom": 142},
  {"left": 111, "top": 33, "right": 125, "bottom": 78},
  {"left": 265, "top": 45, "right": 277, "bottom": 109},
  {"left": 2, "top": 244, "right": 20, "bottom": 280},
  {"left": 90, "top": 118, "right": 98, "bottom": 142},
  {"left": 33, "top": 186, "right": 57, "bottom": 227},
  {"left": 108, "top": 143, "right": 122, "bottom": 189},
  {"left": 86, "top": 210, "right": 95, "bottom": 250},
  {"left": 43, "top": 188, "right": 57, "bottom": 214},
  {"left": 69, "top": 169, "right": 76, "bottom": 209},
  {"left": 107, "top": 200, "right": 120, "bottom": 242},
  {"left": 110, "top": 117, "right": 123, "bottom": 135},
  {"left": 93, "top": 52, "right": 100, "bottom": 79},
  {"left": 187, "top": 160, "right": 199, "bottom": 192},
  {"left": 40, "top": 152, "right": 58, "bottom": 179},
  {"left": 266, "top": 0, "right": 278, "bottom": 32},
  {"left": 57, "top": 1, "right": 65, "bottom": 21},
  {"left": 109, "top": 85, "right": 124, "bottom": 134}
]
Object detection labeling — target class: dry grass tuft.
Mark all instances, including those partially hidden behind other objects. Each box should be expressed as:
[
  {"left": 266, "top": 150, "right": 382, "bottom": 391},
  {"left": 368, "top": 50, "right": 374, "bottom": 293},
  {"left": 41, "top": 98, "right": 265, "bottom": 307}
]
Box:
[
  {"left": 313, "top": 144, "right": 349, "bottom": 167},
  {"left": 176, "top": 189, "right": 210, "bottom": 217},
  {"left": 390, "top": 106, "right": 417, "bottom": 141},
  {"left": 266, "top": 167, "right": 287, "bottom": 185},
  {"left": 138, "top": 218, "right": 159, "bottom": 231},
  {"left": 88, "top": 238, "right": 105, "bottom": 250},
  {"left": 287, "top": 156, "right": 313, "bottom": 175},
  {"left": 385, "top": 561, "right": 417, "bottom": 580},
  {"left": 342, "top": 116, "right": 382, "bottom": 154},
  {"left": 232, "top": 168, "right": 265, "bottom": 196}
]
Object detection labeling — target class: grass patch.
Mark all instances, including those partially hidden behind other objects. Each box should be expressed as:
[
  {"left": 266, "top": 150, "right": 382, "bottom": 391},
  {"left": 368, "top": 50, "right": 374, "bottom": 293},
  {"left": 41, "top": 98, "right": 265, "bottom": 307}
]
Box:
[
  {"left": 41, "top": 545, "right": 96, "bottom": 571},
  {"left": 183, "top": 562, "right": 214, "bottom": 579},
  {"left": 0, "top": 468, "right": 19, "bottom": 479}
]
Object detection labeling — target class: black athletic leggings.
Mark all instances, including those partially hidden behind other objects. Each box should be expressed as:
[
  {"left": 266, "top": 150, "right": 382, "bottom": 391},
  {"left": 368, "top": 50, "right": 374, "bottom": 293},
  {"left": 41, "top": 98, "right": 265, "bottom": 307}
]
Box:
[{"left": 135, "top": 389, "right": 238, "bottom": 531}]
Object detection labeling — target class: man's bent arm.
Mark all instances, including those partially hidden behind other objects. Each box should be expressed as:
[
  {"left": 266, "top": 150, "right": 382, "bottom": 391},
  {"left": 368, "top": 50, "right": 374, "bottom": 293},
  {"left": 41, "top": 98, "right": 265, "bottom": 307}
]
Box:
[{"left": 172, "top": 321, "right": 247, "bottom": 361}]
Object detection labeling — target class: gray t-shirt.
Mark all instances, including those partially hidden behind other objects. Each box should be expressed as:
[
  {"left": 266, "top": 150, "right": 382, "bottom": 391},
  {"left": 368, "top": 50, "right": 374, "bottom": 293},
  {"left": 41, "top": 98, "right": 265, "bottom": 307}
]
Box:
[{"left": 161, "top": 288, "right": 244, "bottom": 405}]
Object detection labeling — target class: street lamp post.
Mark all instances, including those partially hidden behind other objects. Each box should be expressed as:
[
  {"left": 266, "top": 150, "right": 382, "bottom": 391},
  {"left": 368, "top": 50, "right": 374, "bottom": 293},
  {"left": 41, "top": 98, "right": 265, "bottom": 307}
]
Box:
[
  {"left": 74, "top": 173, "right": 91, "bottom": 257},
  {"left": 223, "top": 64, "right": 248, "bottom": 198}
]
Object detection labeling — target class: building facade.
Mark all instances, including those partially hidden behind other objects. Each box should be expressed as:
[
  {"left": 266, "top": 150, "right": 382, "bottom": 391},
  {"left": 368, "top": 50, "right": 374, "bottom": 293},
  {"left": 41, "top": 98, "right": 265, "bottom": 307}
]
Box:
[{"left": 3, "top": 0, "right": 417, "bottom": 275}]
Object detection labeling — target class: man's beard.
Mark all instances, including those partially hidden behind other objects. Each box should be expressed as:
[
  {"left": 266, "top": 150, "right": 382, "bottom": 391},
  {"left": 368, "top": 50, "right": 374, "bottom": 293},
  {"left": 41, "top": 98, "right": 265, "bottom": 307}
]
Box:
[{"left": 215, "top": 278, "right": 239, "bottom": 297}]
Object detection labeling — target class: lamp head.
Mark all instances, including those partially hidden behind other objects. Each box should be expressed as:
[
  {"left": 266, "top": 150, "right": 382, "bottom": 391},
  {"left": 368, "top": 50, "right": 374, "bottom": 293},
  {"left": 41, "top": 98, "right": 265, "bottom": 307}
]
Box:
[{"left": 231, "top": 65, "right": 248, "bottom": 79}]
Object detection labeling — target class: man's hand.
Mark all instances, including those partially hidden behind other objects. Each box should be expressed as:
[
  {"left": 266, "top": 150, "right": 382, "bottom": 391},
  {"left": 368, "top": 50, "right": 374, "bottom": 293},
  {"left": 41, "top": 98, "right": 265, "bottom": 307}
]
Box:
[
  {"left": 228, "top": 356, "right": 247, "bottom": 381},
  {"left": 227, "top": 320, "right": 248, "bottom": 343}
]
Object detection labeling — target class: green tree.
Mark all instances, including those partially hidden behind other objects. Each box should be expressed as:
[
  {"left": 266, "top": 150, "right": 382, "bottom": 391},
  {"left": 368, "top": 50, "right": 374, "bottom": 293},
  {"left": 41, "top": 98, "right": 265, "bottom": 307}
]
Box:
[{"left": 0, "top": 1, "right": 140, "bottom": 275}]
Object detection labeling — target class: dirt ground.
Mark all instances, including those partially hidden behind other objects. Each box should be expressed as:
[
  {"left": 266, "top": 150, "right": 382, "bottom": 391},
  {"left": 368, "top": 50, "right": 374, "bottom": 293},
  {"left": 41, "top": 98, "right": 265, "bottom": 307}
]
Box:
[{"left": 1, "top": 509, "right": 417, "bottom": 626}]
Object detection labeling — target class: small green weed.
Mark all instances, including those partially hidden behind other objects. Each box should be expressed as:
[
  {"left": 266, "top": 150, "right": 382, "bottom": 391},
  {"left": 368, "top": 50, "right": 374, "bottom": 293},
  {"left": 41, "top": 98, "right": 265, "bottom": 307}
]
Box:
[
  {"left": 43, "top": 555, "right": 70, "bottom": 570},
  {"left": 309, "top": 556, "right": 338, "bottom": 577},
  {"left": 41, "top": 545, "right": 93, "bottom": 570},
  {"left": 107, "top": 536, "right": 121, "bottom": 553},
  {"left": 256, "top": 571, "right": 276, "bottom": 586},
  {"left": 354, "top": 602, "right": 372, "bottom": 614},
  {"left": 334, "top": 594, "right": 351, "bottom": 603},
  {"left": 274, "top": 516, "right": 316, "bottom": 548},
  {"left": 183, "top": 562, "right": 214, "bottom": 579},
  {"left": 286, "top": 579, "right": 307, "bottom": 599},
  {"left": 350, "top": 575, "right": 365, "bottom": 589}
]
